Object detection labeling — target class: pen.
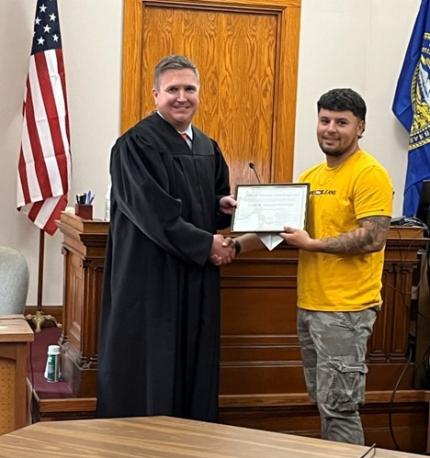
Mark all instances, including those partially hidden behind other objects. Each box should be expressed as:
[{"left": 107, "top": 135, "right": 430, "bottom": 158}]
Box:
[
  {"left": 87, "top": 190, "right": 94, "bottom": 204},
  {"left": 76, "top": 191, "right": 95, "bottom": 205},
  {"left": 359, "top": 443, "right": 376, "bottom": 458}
]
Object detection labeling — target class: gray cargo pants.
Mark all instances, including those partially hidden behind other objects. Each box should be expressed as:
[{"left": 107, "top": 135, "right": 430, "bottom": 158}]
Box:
[{"left": 297, "top": 307, "right": 377, "bottom": 445}]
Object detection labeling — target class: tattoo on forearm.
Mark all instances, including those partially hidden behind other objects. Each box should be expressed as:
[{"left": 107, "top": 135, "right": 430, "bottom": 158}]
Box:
[{"left": 322, "top": 216, "right": 391, "bottom": 254}]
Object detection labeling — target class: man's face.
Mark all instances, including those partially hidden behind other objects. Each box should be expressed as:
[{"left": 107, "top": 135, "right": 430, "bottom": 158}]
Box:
[
  {"left": 153, "top": 68, "right": 200, "bottom": 131},
  {"left": 316, "top": 108, "right": 365, "bottom": 158}
]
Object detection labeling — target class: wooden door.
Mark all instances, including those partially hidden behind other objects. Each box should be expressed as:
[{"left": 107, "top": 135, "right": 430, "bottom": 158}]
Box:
[{"left": 122, "top": 0, "right": 301, "bottom": 188}]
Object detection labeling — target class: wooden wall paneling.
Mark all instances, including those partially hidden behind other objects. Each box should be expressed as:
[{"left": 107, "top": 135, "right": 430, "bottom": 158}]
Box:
[
  {"left": 221, "top": 335, "right": 302, "bottom": 362},
  {"left": 121, "top": 0, "right": 144, "bottom": 131},
  {"left": 121, "top": 0, "right": 301, "bottom": 189},
  {"left": 369, "top": 266, "right": 414, "bottom": 363},
  {"left": 218, "top": 401, "right": 429, "bottom": 453},
  {"left": 271, "top": 1, "right": 300, "bottom": 183},
  {"left": 139, "top": 3, "right": 277, "bottom": 188},
  {"left": 47, "top": 219, "right": 430, "bottom": 452},
  {"left": 222, "top": 289, "right": 297, "bottom": 334},
  {"left": 0, "top": 317, "right": 33, "bottom": 434},
  {"left": 31, "top": 392, "right": 96, "bottom": 423},
  {"left": 220, "top": 246, "right": 306, "bottom": 397},
  {"left": 68, "top": 254, "right": 84, "bottom": 350},
  {"left": 219, "top": 230, "right": 427, "bottom": 407},
  {"left": 368, "top": 269, "right": 391, "bottom": 362},
  {"left": 414, "top": 252, "right": 430, "bottom": 389},
  {"left": 0, "top": 356, "right": 16, "bottom": 434},
  {"left": 57, "top": 215, "right": 108, "bottom": 397},
  {"left": 389, "top": 266, "right": 414, "bottom": 360}
]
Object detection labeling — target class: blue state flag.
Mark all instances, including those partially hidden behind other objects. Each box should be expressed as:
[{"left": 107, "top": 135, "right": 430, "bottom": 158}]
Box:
[{"left": 393, "top": 0, "right": 430, "bottom": 216}]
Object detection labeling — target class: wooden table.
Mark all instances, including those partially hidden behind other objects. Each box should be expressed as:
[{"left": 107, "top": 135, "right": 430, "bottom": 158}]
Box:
[{"left": 0, "top": 416, "right": 423, "bottom": 457}]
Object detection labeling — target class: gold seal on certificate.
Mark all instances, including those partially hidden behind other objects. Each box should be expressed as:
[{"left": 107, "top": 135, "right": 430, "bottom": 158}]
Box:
[{"left": 231, "top": 184, "right": 309, "bottom": 233}]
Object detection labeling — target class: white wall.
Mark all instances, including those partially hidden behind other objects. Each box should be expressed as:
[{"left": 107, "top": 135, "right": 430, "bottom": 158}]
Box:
[
  {"left": 1, "top": 0, "right": 122, "bottom": 306},
  {"left": 0, "top": 0, "right": 419, "bottom": 306},
  {"left": 294, "top": 0, "right": 418, "bottom": 211}
]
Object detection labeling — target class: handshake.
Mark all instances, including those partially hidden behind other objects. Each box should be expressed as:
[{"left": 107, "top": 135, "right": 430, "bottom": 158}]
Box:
[{"left": 209, "top": 234, "right": 238, "bottom": 266}]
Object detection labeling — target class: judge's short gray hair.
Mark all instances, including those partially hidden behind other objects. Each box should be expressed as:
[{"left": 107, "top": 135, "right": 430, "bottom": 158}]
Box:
[{"left": 153, "top": 55, "right": 200, "bottom": 90}]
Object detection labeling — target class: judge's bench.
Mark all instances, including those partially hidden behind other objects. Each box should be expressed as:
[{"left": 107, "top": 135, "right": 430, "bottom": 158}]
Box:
[{"left": 29, "top": 212, "right": 430, "bottom": 453}]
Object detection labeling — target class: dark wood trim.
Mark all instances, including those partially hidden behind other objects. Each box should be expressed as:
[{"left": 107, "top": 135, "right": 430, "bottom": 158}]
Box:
[
  {"left": 30, "top": 387, "right": 96, "bottom": 422},
  {"left": 220, "top": 389, "right": 430, "bottom": 407}
]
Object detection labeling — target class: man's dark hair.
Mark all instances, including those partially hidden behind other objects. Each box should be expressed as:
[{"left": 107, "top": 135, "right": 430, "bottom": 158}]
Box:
[
  {"left": 153, "top": 55, "right": 200, "bottom": 90},
  {"left": 317, "top": 88, "right": 366, "bottom": 121}
]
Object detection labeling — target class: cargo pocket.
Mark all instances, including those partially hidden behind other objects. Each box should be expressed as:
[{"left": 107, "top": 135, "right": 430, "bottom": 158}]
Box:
[{"left": 325, "top": 359, "right": 368, "bottom": 411}]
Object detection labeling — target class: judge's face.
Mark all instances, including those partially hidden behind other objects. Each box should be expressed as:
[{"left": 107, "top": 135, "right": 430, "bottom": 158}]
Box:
[{"left": 153, "top": 68, "right": 200, "bottom": 132}]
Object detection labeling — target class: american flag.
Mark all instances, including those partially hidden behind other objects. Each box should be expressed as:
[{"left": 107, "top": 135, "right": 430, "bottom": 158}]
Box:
[{"left": 17, "top": 0, "right": 71, "bottom": 235}]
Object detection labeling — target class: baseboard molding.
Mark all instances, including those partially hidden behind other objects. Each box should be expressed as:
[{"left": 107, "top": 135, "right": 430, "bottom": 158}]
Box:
[
  {"left": 219, "top": 389, "right": 430, "bottom": 408},
  {"left": 219, "top": 391, "right": 430, "bottom": 453}
]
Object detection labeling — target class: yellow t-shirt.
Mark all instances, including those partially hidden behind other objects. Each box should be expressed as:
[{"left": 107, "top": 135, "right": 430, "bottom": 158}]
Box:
[{"left": 297, "top": 150, "right": 393, "bottom": 311}]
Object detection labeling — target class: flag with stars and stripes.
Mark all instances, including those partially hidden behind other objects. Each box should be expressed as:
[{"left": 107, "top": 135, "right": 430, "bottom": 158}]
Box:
[{"left": 17, "top": 0, "right": 71, "bottom": 235}]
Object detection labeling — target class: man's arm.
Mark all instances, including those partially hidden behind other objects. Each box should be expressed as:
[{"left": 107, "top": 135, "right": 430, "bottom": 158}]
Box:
[
  {"left": 233, "top": 233, "right": 266, "bottom": 253},
  {"left": 281, "top": 215, "right": 391, "bottom": 255}
]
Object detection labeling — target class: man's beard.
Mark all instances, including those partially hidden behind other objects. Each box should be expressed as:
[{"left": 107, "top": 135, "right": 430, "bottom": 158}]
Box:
[
  {"left": 321, "top": 147, "right": 345, "bottom": 157},
  {"left": 318, "top": 138, "right": 355, "bottom": 157}
]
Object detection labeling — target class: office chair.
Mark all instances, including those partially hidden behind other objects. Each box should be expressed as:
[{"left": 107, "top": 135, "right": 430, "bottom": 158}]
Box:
[{"left": 0, "top": 246, "right": 29, "bottom": 315}]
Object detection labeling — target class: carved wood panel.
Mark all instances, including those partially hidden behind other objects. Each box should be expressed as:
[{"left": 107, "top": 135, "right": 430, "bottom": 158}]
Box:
[
  {"left": 54, "top": 217, "right": 429, "bottom": 451},
  {"left": 219, "top": 229, "right": 427, "bottom": 403}
]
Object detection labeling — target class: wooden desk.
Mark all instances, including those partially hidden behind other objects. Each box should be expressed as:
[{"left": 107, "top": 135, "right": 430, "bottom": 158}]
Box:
[
  {"left": 56, "top": 215, "right": 427, "bottom": 399},
  {"left": 0, "top": 315, "right": 33, "bottom": 434},
  {"left": 0, "top": 416, "right": 422, "bottom": 457},
  {"left": 54, "top": 215, "right": 429, "bottom": 451}
]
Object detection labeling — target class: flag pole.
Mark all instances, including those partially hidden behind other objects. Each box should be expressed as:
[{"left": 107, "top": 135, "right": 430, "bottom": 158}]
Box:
[
  {"left": 25, "top": 229, "right": 61, "bottom": 332},
  {"left": 37, "top": 228, "right": 44, "bottom": 310}
]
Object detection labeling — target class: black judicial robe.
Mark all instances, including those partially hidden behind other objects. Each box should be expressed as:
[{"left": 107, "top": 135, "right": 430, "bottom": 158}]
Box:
[{"left": 96, "top": 113, "right": 231, "bottom": 421}]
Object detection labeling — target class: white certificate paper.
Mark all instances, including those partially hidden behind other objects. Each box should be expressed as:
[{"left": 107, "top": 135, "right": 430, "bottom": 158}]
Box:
[{"left": 232, "top": 184, "right": 309, "bottom": 233}]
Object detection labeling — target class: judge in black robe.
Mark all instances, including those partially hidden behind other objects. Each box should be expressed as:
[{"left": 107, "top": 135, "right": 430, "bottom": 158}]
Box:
[{"left": 96, "top": 110, "right": 233, "bottom": 421}]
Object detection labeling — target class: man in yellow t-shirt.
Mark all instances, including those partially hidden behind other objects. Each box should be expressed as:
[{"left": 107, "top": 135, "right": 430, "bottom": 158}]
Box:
[
  {"left": 214, "top": 88, "right": 393, "bottom": 445},
  {"left": 281, "top": 88, "right": 393, "bottom": 445}
]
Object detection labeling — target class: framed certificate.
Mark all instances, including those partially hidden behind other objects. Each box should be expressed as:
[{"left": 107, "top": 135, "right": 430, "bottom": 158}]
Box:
[{"left": 231, "top": 183, "right": 309, "bottom": 233}]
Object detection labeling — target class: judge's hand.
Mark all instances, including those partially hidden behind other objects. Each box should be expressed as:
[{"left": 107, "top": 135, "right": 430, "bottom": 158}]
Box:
[
  {"left": 280, "top": 226, "right": 314, "bottom": 250},
  {"left": 210, "top": 235, "right": 235, "bottom": 266},
  {"left": 219, "top": 195, "right": 237, "bottom": 215}
]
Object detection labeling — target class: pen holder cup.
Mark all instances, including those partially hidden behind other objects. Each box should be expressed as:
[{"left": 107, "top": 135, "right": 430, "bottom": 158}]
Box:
[{"left": 75, "top": 204, "right": 93, "bottom": 220}]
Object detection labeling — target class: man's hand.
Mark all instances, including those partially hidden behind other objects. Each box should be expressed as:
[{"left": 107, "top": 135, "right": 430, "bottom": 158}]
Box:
[
  {"left": 219, "top": 195, "right": 237, "bottom": 215},
  {"left": 280, "top": 215, "right": 391, "bottom": 254},
  {"left": 280, "top": 227, "right": 319, "bottom": 251},
  {"left": 210, "top": 235, "right": 235, "bottom": 266}
]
